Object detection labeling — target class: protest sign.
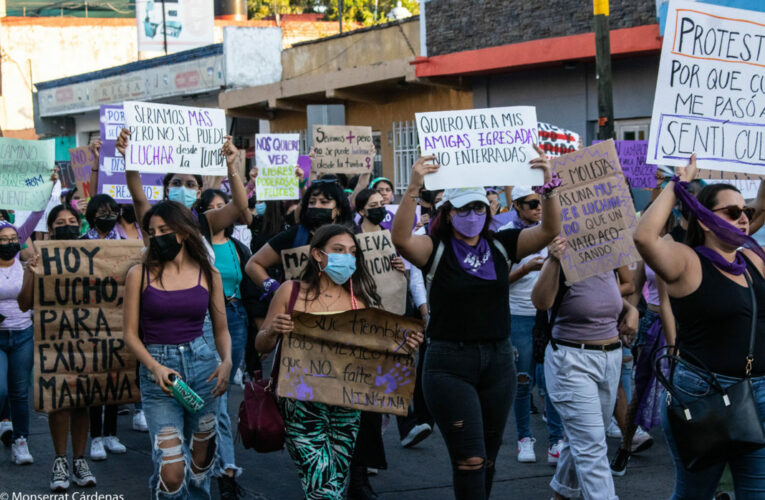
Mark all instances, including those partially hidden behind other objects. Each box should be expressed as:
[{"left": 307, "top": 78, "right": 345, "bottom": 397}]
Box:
[
  {"left": 123, "top": 101, "right": 227, "bottom": 175},
  {"left": 416, "top": 107, "right": 541, "bottom": 190},
  {"left": 277, "top": 308, "right": 423, "bottom": 416},
  {"left": 538, "top": 122, "right": 580, "bottom": 159},
  {"left": 312, "top": 125, "right": 374, "bottom": 175},
  {"left": 33, "top": 240, "right": 143, "bottom": 412},
  {"left": 594, "top": 140, "right": 658, "bottom": 189},
  {"left": 98, "top": 105, "right": 165, "bottom": 203},
  {"left": 68, "top": 146, "right": 96, "bottom": 199},
  {"left": 697, "top": 169, "right": 765, "bottom": 181},
  {"left": 13, "top": 181, "right": 62, "bottom": 233},
  {"left": 551, "top": 140, "right": 641, "bottom": 283},
  {"left": 280, "top": 231, "right": 406, "bottom": 313},
  {"left": 255, "top": 133, "right": 300, "bottom": 201},
  {"left": 0, "top": 138, "right": 55, "bottom": 211},
  {"left": 707, "top": 178, "right": 761, "bottom": 199},
  {"left": 647, "top": 1, "right": 765, "bottom": 174}
]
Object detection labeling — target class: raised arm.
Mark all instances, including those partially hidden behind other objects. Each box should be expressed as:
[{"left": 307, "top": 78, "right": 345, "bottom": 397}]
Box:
[
  {"left": 516, "top": 144, "right": 562, "bottom": 259},
  {"left": 204, "top": 136, "right": 248, "bottom": 234},
  {"left": 633, "top": 155, "right": 698, "bottom": 287},
  {"left": 116, "top": 129, "right": 151, "bottom": 231},
  {"left": 350, "top": 172, "right": 371, "bottom": 209},
  {"left": 88, "top": 139, "right": 102, "bottom": 199},
  {"left": 391, "top": 156, "right": 436, "bottom": 267},
  {"left": 531, "top": 236, "right": 566, "bottom": 310},
  {"left": 245, "top": 243, "right": 281, "bottom": 288}
]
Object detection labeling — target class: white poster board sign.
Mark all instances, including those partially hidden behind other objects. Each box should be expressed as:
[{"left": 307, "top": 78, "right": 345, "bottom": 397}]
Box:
[
  {"left": 123, "top": 101, "right": 226, "bottom": 176},
  {"left": 415, "top": 106, "right": 541, "bottom": 190},
  {"left": 255, "top": 134, "right": 300, "bottom": 201},
  {"left": 647, "top": 0, "right": 765, "bottom": 174}
]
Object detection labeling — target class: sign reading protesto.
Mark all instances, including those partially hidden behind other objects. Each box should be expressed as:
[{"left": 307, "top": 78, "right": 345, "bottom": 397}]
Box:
[
  {"left": 0, "top": 137, "right": 55, "bottom": 211},
  {"left": 68, "top": 146, "right": 96, "bottom": 199},
  {"left": 34, "top": 240, "right": 143, "bottom": 412},
  {"left": 123, "top": 101, "right": 226, "bottom": 175},
  {"left": 312, "top": 125, "right": 375, "bottom": 175},
  {"left": 416, "top": 106, "right": 541, "bottom": 190},
  {"left": 280, "top": 230, "right": 407, "bottom": 314},
  {"left": 647, "top": 1, "right": 765, "bottom": 174},
  {"left": 277, "top": 308, "right": 423, "bottom": 416},
  {"left": 255, "top": 133, "right": 300, "bottom": 201},
  {"left": 551, "top": 140, "right": 641, "bottom": 283}
]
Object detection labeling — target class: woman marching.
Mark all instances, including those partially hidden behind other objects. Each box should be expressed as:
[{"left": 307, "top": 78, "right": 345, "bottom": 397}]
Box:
[
  {"left": 392, "top": 146, "right": 561, "bottom": 500},
  {"left": 123, "top": 201, "right": 232, "bottom": 499},
  {"left": 256, "top": 224, "right": 423, "bottom": 500},
  {"left": 634, "top": 155, "right": 765, "bottom": 499}
]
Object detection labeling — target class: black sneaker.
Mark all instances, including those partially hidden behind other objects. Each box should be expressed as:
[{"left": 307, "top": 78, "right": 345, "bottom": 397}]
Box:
[
  {"left": 218, "top": 475, "right": 244, "bottom": 500},
  {"left": 610, "top": 448, "right": 630, "bottom": 477},
  {"left": 50, "top": 456, "right": 70, "bottom": 492},
  {"left": 72, "top": 457, "right": 97, "bottom": 487}
]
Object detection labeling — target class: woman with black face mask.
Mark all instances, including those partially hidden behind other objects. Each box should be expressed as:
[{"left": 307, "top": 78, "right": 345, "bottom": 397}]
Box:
[
  {"left": 116, "top": 204, "right": 142, "bottom": 240},
  {"left": 18, "top": 204, "right": 100, "bottom": 491},
  {"left": 83, "top": 195, "right": 123, "bottom": 241},
  {"left": 245, "top": 179, "right": 353, "bottom": 300}
]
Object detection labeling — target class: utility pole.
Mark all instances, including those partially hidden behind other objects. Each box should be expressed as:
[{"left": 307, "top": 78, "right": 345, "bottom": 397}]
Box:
[
  {"left": 593, "top": 0, "right": 614, "bottom": 140},
  {"left": 339, "top": 0, "right": 343, "bottom": 33},
  {"left": 161, "top": 0, "right": 168, "bottom": 55}
]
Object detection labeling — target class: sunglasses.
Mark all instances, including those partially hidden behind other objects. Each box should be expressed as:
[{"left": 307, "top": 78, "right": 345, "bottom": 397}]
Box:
[
  {"left": 712, "top": 205, "right": 755, "bottom": 221},
  {"left": 455, "top": 203, "right": 488, "bottom": 216},
  {"left": 519, "top": 199, "right": 542, "bottom": 210}
]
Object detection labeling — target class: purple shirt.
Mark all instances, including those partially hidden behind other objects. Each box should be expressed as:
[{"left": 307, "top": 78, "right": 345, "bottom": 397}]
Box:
[{"left": 552, "top": 272, "right": 622, "bottom": 342}]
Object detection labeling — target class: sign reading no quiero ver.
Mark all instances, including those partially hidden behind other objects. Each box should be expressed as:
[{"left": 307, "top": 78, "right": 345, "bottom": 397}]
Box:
[
  {"left": 647, "top": 1, "right": 765, "bottom": 174},
  {"left": 416, "top": 106, "right": 541, "bottom": 190},
  {"left": 123, "top": 101, "right": 227, "bottom": 175}
]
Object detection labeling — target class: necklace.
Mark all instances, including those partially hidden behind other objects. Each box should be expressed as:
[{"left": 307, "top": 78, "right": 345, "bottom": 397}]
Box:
[{"left": 0, "top": 260, "right": 16, "bottom": 280}]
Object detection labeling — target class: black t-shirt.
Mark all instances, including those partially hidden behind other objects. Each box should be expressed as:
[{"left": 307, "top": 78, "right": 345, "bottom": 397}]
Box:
[
  {"left": 268, "top": 225, "right": 308, "bottom": 253},
  {"left": 420, "top": 229, "right": 521, "bottom": 342}
]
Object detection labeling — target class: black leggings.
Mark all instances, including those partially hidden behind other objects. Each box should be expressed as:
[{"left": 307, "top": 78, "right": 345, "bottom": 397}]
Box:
[
  {"left": 89, "top": 405, "right": 118, "bottom": 438},
  {"left": 423, "top": 339, "right": 515, "bottom": 500}
]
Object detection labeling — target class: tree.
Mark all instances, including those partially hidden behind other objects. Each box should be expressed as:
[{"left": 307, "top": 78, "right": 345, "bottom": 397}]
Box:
[{"left": 247, "top": 0, "right": 418, "bottom": 25}]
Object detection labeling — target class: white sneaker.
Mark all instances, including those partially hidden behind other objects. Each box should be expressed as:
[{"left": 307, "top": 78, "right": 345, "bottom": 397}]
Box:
[
  {"left": 631, "top": 427, "right": 655, "bottom": 454},
  {"left": 517, "top": 437, "right": 537, "bottom": 463},
  {"left": 90, "top": 437, "right": 107, "bottom": 461},
  {"left": 233, "top": 368, "right": 243, "bottom": 386},
  {"left": 103, "top": 436, "right": 126, "bottom": 454},
  {"left": 132, "top": 410, "right": 149, "bottom": 432},
  {"left": 547, "top": 440, "right": 564, "bottom": 465},
  {"left": 607, "top": 417, "right": 622, "bottom": 439},
  {"left": 11, "top": 437, "right": 34, "bottom": 464}
]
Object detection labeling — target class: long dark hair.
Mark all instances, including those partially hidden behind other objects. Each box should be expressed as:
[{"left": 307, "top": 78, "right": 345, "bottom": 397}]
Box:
[
  {"left": 197, "top": 188, "right": 233, "bottom": 238},
  {"left": 162, "top": 173, "right": 204, "bottom": 198},
  {"left": 85, "top": 194, "right": 119, "bottom": 227},
  {"left": 429, "top": 201, "right": 494, "bottom": 241},
  {"left": 685, "top": 183, "right": 740, "bottom": 248},
  {"left": 47, "top": 204, "right": 81, "bottom": 232},
  {"left": 300, "top": 224, "right": 381, "bottom": 308},
  {"left": 141, "top": 201, "right": 217, "bottom": 306},
  {"left": 299, "top": 181, "right": 353, "bottom": 227},
  {"left": 354, "top": 188, "right": 377, "bottom": 220}
]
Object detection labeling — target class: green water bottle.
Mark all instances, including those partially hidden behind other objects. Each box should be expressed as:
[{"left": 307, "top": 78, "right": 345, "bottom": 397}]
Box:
[{"left": 168, "top": 374, "right": 204, "bottom": 413}]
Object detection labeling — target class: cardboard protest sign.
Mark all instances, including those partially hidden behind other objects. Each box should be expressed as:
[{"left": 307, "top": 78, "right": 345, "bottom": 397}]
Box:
[
  {"left": 255, "top": 134, "right": 300, "bottom": 201},
  {"left": 696, "top": 169, "right": 765, "bottom": 181},
  {"left": 33, "top": 240, "right": 143, "bottom": 412},
  {"left": 0, "top": 138, "right": 55, "bottom": 211},
  {"left": 123, "top": 101, "right": 227, "bottom": 175},
  {"left": 281, "top": 245, "right": 311, "bottom": 280},
  {"left": 277, "top": 308, "right": 423, "bottom": 415},
  {"left": 538, "top": 122, "right": 580, "bottom": 159},
  {"left": 97, "top": 105, "right": 165, "bottom": 203},
  {"left": 68, "top": 146, "right": 96, "bottom": 199},
  {"left": 416, "top": 107, "right": 541, "bottom": 190},
  {"left": 13, "top": 181, "right": 62, "bottom": 233},
  {"left": 312, "top": 125, "right": 374, "bottom": 175},
  {"left": 551, "top": 140, "right": 641, "bottom": 283},
  {"left": 594, "top": 140, "right": 658, "bottom": 189},
  {"left": 647, "top": 1, "right": 765, "bottom": 174}
]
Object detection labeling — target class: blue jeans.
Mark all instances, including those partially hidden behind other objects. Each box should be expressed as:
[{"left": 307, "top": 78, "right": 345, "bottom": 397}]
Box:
[
  {"left": 0, "top": 326, "right": 33, "bottom": 440},
  {"left": 140, "top": 333, "right": 222, "bottom": 500},
  {"left": 510, "top": 315, "right": 536, "bottom": 441},
  {"left": 621, "top": 346, "right": 634, "bottom": 403},
  {"left": 535, "top": 363, "right": 564, "bottom": 445},
  {"left": 662, "top": 364, "right": 765, "bottom": 500},
  {"left": 215, "top": 301, "right": 248, "bottom": 478}
]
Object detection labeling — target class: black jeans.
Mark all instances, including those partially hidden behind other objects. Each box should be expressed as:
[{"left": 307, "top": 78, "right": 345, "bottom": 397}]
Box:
[
  {"left": 89, "top": 404, "right": 118, "bottom": 438},
  {"left": 397, "top": 339, "right": 434, "bottom": 438},
  {"left": 423, "top": 338, "right": 516, "bottom": 500}
]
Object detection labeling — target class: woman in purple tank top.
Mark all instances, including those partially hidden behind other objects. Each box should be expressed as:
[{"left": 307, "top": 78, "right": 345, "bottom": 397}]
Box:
[{"left": 123, "top": 201, "right": 232, "bottom": 500}]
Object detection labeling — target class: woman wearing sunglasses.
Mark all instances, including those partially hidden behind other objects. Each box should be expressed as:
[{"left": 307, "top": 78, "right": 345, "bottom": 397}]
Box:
[
  {"left": 392, "top": 146, "right": 561, "bottom": 500},
  {"left": 634, "top": 156, "right": 765, "bottom": 499}
]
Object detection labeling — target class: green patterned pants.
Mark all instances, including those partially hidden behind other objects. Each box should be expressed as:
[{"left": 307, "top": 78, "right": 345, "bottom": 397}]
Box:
[{"left": 280, "top": 398, "right": 361, "bottom": 500}]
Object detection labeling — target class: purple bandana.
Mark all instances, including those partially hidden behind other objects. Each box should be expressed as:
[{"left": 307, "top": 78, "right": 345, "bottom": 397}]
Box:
[
  {"left": 451, "top": 237, "right": 496, "bottom": 280},
  {"left": 673, "top": 176, "right": 765, "bottom": 276}
]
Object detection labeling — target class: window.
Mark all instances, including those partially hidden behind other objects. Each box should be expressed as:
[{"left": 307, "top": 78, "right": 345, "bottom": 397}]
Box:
[
  {"left": 614, "top": 119, "right": 650, "bottom": 141},
  {"left": 392, "top": 120, "right": 419, "bottom": 194}
]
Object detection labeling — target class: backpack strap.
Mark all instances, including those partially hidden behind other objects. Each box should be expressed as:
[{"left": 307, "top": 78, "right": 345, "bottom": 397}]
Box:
[
  {"left": 424, "top": 241, "right": 445, "bottom": 307},
  {"left": 492, "top": 239, "right": 511, "bottom": 266}
]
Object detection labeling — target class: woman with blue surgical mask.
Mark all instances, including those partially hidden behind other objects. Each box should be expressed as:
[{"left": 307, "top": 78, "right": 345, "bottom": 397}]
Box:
[{"left": 256, "top": 224, "right": 423, "bottom": 500}]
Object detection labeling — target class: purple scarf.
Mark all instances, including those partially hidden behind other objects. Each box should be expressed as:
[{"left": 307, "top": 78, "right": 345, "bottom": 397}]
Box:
[
  {"left": 673, "top": 176, "right": 765, "bottom": 275},
  {"left": 451, "top": 237, "right": 496, "bottom": 280}
]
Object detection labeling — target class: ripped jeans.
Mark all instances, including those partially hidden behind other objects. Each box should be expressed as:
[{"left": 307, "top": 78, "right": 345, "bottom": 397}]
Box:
[{"left": 140, "top": 333, "right": 222, "bottom": 500}]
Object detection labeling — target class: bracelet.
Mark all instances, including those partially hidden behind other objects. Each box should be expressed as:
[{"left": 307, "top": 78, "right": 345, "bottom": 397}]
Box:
[
  {"left": 541, "top": 190, "right": 559, "bottom": 200},
  {"left": 533, "top": 173, "right": 562, "bottom": 195}
]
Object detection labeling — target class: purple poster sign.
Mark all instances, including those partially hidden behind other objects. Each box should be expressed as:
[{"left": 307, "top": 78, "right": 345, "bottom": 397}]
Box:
[
  {"left": 98, "top": 105, "right": 165, "bottom": 203},
  {"left": 593, "top": 140, "right": 657, "bottom": 190}
]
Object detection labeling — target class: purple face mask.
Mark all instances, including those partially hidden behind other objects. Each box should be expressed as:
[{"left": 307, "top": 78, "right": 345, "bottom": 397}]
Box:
[{"left": 452, "top": 210, "right": 486, "bottom": 238}]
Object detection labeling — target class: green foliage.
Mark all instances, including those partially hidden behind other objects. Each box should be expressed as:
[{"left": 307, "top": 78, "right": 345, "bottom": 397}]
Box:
[{"left": 247, "top": 0, "right": 418, "bottom": 25}]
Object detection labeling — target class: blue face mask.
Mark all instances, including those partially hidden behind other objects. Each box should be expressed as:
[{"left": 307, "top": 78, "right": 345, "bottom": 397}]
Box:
[
  {"left": 168, "top": 186, "right": 198, "bottom": 208},
  {"left": 255, "top": 202, "right": 267, "bottom": 216},
  {"left": 321, "top": 251, "right": 356, "bottom": 285}
]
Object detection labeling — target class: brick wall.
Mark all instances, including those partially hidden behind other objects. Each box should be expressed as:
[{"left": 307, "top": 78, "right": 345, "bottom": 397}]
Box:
[{"left": 425, "top": 0, "right": 656, "bottom": 56}]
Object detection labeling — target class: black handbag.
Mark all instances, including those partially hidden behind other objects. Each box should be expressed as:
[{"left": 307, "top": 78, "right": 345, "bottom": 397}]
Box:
[{"left": 654, "top": 272, "right": 765, "bottom": 472}]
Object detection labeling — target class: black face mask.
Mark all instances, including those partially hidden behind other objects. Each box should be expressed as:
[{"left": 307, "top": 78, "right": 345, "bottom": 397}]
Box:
[
  {"left": 53, "top": 225, "right": 80, "bottom": 240},
  {"left": 150, "top": 232, "right": 183, "bottom": 262},
  {"left": 0, "top": 242, "right": 20, "bottom": 261},
  {"left": 365, "top": 207, "right": 387, "bottom": 226},
  {"left": 121, "top": 205, "right": 137, "bottom": 224},
  {"left": 305, "top": 207, "right": 334, "bottom": 230},
  {"left": 94, "top": 215, "right": 118, "bottom": 235}
]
